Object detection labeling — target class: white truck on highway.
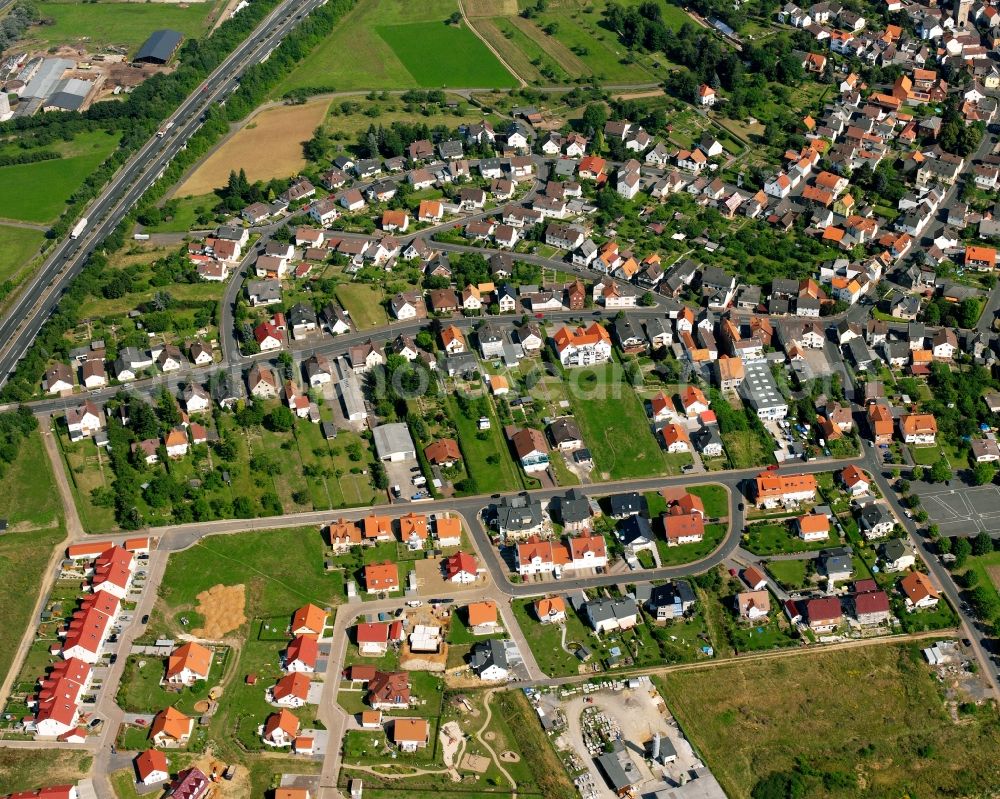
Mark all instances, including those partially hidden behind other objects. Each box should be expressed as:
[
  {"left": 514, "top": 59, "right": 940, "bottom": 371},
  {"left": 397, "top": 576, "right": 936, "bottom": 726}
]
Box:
[
  {"left": 70, "top": 218, "right": 88, "bottom": 239},
  {"left": 157, "top": 121, "right": 173, "bottom": 137}
]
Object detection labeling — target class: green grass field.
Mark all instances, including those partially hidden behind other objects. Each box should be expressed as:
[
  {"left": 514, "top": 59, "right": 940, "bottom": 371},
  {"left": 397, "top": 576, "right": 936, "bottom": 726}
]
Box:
[
  {"left": 567, "top": 363, "right": 669, "bottom": 480},
  {"left": 0, "top": 430, "right": 61, "bottom": 529},
  {"left": 518, "top": 0, "right": 655, "bottom": 83},
  {"left": 762, "top": 558, "right": 810, "bottom": 590},
  {"left": 446, "top": 395, "right": 523, "bottom": 494},
  {"left": 29, "top": 0, "right": 224, "bottom": 52},
  {"left": 0, "top": 750, "right": 93, "bottom": 793},
  {"left": 511, "top": 598, "right": 591, "bottom": 677},
  {"left": 152, "top": 526, "right": 342, "bottom": 636},
  {"left": 745, "top": 520, "right": 840, "bottom": 556},
  {"left": 688, "top": 484, "right": 729, "bottom": 519},
  {"left": 334, "top": 282, "right": 388, "bottom": 329},
  {"left": 0, "top": 226, "right": 44, "bottom": 285},
  {"left": 277, "top": 0, "right": 455, "bottom": 92},
  {"left": 0, "top": 130, "right": 118, "bottom": 224},
  {"left": 0, "top": 527, "right": 65, "bottom": 689},
  {"left": 376, "top": 21, "right": 517, "bottom": 88},
  {"left": 655, "top": 522, "right": 727, "bottom": 567},
  {"left": 656, "top": 644, "right": 1000, "bottom": 799},
  {"left": 146, "top": 192, "right": 219, "bottom": 233},
  {"left": 721, "top": 430, "right": 771, "bottom": 469}
]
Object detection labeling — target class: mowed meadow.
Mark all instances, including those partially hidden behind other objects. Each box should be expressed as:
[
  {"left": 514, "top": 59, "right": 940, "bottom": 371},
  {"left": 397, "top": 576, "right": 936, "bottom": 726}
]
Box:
[
  {"left": 0, "top": 130, "right": 118, "bottom": 224},
  {"left": 276, "top": 0, "right": 516, "bottom": 92}
]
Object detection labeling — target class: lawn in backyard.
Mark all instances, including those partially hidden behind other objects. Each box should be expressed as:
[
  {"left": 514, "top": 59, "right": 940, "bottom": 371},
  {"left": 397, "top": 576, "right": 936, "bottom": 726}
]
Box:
[
  {"left": 117, "top": 649, "right": 227, "bottom": 715},
  {"left": 744, "top": 520, "right": 840, "bottom": 556},
  {"left": 29, "top": 0, "right": 224, "bottom": 52},
  {"left": 0, "top": 130, "right": 118, "bottom": 224},
  {"left": 0, "top": 527, "right": 65, "bottom": 688},
  {"left": 910, "top": 444, "right": 945, "bottom": 466},
  {"left": 0, "top": 225, "right": 44, "bottom": 285},
  {"left": 765, "top": 558, "right": 810, "bottom": 590},
  {"left": 654, "top": 523, "right": 728, "bottom": 567},
  {"left": 335, "top": 282, "right": 388, "bottom": 329},
  {"left": 655, "top": 643, "right": 1000, "bottom": 799},
  {"left": 446, "top": 395, "right": 523, "bottom": 494},
  {"left": 511, "top": 598, "right": 591, "bottom": 677},
  {"left": 376, "top": 22, "right": 517, "bottom": 88},
  {"left": 567, "top": 363, "right": 668, "bottom": 480},
  {"left": 689, "top": 484, "right": 729, "bottom": 518}
]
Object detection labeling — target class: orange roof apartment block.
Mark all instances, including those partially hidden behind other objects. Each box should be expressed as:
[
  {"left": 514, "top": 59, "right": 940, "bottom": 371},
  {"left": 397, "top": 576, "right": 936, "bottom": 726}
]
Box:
[{"left": 751, "top": 472, "right": 818, "bottom": 508}]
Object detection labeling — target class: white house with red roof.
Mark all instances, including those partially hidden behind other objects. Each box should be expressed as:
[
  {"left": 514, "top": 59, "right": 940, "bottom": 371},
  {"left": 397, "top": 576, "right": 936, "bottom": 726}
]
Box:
[
  {"left": 568, "top": 534, "right": 607, "bottom": 570},
  {"left": 516, "top": 537, "right": 557, "bottom": 576},
  {"left": 134, "top": 750, "right": 170, "bottom": 786},
  {"left": 284, "top": 635, "right": 318, "bottom": 673},
  {"left": 262, "top": 709, "right": 300, "bottom": 747},
  {"left": 255, "top": 322, "right": 282, "bottom": 351},
  {"left": 839, "top": 465, "right": 870, "bottom": 496},
  {"left": 30, "top": 658, "right": 91, "bottom": 738},
  {"left": 61, "top": 591, "right": 119, "bottom": 663},
  {"left": 444, "top": 551, "right": 478, "bottom": 583},
  {"left": 356, "top": 622, "right": 390, "bottom": 656},
  {"left": 267, "top": 672, "right": 312, "bottom": 709},
  {"left": 89, "top": 545, "right": 135, "bottom": 600}
]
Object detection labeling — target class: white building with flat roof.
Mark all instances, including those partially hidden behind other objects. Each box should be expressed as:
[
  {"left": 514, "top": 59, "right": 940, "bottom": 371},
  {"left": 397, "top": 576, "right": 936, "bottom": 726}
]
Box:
[{"left": 738, "top": 361, "right": 789, "bottom": 420}]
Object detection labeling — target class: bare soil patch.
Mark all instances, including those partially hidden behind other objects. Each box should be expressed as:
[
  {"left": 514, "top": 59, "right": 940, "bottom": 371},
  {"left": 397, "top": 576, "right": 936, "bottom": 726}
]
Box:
[
  {"left": 177, "top": 99, "right": 329, "bottom": 196},
  {"left": 460, "top": 753, "right": 490, "bottom": 773},
  {"left": 612, "top": 90, "right": 666, "bottom": 101},
  {"left": 192, "top": 583, "right": 246, "bottom": 639},
  {"left": 191, "top": 751, "right": 249, "bottom": 797}
]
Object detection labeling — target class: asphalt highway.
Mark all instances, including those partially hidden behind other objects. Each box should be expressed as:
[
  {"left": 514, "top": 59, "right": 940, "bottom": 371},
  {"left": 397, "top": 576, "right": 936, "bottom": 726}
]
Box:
[{"left": 0, "top": 0, "right": 328, "bottom": 388}]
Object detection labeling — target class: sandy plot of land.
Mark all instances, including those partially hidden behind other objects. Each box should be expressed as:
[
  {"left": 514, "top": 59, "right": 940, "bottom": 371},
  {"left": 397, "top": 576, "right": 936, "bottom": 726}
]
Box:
[
  {"left": 440, "top": 720, "right": 463, "bottom": 766},
  {"left": 414, "top": 557, "right": 491, "bottom": 596},
  {"left": 460, "top": 753, "right": 490, "bottom": 773},
  {"left": 190, "top": 752, "right": 249, "bottom": 797},
  {"left": 987, "top": 565, "right": 1000, "bottom": 592},
  {"left": 612, "top": 89, "right": 667, "bottom": 101},
  {"left": 176, "top": 99, "right": 329, "bottom": 196},
  {"left": 192, "top": 583, "right": 246, "bottom": 639}
]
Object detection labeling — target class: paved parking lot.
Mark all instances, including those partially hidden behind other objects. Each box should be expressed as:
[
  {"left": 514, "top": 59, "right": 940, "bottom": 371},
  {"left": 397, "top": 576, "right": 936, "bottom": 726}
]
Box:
[{"left": 922, "top": 485, "right": 1000, "bottom": 537}]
